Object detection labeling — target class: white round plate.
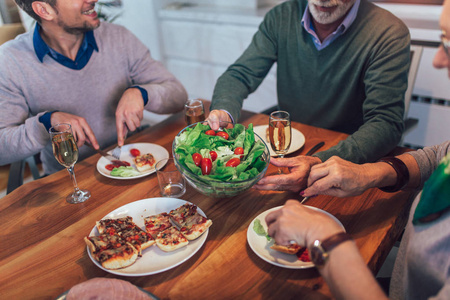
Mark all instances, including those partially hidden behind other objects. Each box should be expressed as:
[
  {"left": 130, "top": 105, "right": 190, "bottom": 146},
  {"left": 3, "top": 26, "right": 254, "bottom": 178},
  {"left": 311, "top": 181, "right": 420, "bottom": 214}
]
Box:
[
  {"left": 247, "top": 205, "right": 344, "bottom": 269},
  {"left": 87, "top": 198, "right": 209, "bottom": 276},
  {"left": 96, "top": 143, "right": 169, "bottom": 179},
  {"left": 253, "top": 125, "right": 305, "bottom": 157}
]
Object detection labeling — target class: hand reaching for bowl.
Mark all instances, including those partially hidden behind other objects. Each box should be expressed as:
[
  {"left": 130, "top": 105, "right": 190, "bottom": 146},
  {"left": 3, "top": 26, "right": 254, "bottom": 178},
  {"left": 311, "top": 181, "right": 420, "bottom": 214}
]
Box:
[{"left": 206, "top": 109, "right": 232, "bottom": 131}]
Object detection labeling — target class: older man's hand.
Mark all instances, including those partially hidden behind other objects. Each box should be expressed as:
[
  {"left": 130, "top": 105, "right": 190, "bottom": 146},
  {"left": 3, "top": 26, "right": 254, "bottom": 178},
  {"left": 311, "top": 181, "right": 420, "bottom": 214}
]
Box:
[
  {"left": 253, "top": 155, "right": 322, "bottom": 193},
  {"left": 206, "top": 109, "right": 232, "bottom": 131}
]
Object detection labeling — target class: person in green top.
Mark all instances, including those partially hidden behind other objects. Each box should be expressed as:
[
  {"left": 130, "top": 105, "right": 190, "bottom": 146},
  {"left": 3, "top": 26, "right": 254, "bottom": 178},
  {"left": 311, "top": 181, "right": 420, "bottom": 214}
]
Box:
[{"left": 207, "top": 0, "right": 410, "bottom": 193}]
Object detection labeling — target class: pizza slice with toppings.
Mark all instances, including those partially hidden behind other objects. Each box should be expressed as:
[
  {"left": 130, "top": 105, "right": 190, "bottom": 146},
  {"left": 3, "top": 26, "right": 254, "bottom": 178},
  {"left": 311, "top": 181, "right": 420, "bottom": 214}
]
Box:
[
  {"left": 96, "top": 216, "right": 136, "bottom": 235},
  {"left": 178, "top": 212, "right": 212, "bottom": 240},
  {"left": 84, "top": 234, "right": 127, "bottom": 254},
  {"left": 144, "top": 212, "right": 173, "bottom": 238},
  {"left": 169, "top": 203, "right": 198, "bottom": 227},
  {"left": 84, "top": 234, "right": 139, "bottom": 270},
  {"left": 134, "top": 153, "right": 155, "bottom": 172},
  {"left": 270, "top": 243, "right": 302, "bottom": 255},
  {"left": 94, "top": 243, "right": 139, "bottom": 270},
  {"left": 155, "top": 227, "right": 189, "bottom": 252},
  {"left": 118, "top": 226, "right": 155, "bottom": 255}
]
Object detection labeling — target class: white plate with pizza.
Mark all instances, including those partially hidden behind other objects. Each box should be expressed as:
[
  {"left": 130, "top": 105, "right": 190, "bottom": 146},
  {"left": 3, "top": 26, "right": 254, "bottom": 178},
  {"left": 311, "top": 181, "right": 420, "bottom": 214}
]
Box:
[
  {"left": 86, "top": 197, "right": 210, "bottom": 276},
  {"left": 247, "top": 205, "right": 344, "bottom": 269},
  {"left": 96, "top": 143, "right": 169, "bottom": 179},
  {"left": 253, "top": 125, "right": 305, "bottom": 157}
]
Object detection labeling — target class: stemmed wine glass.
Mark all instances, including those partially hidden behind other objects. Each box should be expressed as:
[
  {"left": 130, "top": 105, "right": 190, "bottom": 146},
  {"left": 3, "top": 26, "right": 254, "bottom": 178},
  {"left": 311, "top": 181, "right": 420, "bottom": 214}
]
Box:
[
  {"left": 268, "top": 111, "right": 292, "bottom": 173},
  {"left": 49, "top": 123, "right": 91, "bottom": 204}
]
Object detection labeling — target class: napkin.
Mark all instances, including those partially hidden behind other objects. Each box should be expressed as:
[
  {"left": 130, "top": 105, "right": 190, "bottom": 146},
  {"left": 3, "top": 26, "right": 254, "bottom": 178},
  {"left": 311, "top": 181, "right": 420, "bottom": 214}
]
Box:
[{"left": 413, "top": 153, "right": 450, "bottom": 224}]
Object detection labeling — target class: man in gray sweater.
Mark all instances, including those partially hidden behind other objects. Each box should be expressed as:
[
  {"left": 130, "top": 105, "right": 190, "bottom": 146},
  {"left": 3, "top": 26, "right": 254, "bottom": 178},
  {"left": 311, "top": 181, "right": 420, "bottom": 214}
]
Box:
[{"left": 0, "top": 0, "right": 188, "bottom": 174}]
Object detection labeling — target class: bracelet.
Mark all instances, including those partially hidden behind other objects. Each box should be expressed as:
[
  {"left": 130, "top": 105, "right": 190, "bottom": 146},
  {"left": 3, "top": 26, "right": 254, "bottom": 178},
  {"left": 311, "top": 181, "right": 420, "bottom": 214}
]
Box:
[{"left": 378, "top": 157, "right": 410, "bottom": 193}]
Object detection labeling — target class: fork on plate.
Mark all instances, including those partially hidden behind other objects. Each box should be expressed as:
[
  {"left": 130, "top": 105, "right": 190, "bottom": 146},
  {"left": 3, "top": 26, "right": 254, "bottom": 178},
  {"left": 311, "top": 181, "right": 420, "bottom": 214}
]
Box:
[{"left": 111, "top": 146, "right": 121, "bottom": 160}]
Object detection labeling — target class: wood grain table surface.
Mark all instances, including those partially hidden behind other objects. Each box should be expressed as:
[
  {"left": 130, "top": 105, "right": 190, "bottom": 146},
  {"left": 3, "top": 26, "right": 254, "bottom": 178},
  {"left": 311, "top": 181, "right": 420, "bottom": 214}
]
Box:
[{"left": 0, "top": 101, "right": 416, "bottom": 299}]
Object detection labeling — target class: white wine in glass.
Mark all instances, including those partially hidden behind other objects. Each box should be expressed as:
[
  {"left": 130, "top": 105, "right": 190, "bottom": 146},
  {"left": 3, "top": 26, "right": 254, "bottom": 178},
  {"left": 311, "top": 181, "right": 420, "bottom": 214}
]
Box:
[
  {"left": 49, "top": 123, "right": 91, "bottom": 204},
  {"left": 269, "top": 110, "right": 292, "bottom": 158}
]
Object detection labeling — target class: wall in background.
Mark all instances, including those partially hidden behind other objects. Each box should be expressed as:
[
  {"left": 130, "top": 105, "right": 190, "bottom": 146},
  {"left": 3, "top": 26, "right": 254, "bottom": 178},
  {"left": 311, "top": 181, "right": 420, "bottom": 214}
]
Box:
[{"left": 13, "top": 0, "right": 450, "bottom": 146}]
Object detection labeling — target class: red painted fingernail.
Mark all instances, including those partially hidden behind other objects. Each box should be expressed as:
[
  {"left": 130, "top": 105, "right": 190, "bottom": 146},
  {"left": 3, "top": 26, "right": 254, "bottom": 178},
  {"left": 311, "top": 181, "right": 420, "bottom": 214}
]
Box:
[{"left": 299, "top": 190, "right": 305, "bottom": 196}]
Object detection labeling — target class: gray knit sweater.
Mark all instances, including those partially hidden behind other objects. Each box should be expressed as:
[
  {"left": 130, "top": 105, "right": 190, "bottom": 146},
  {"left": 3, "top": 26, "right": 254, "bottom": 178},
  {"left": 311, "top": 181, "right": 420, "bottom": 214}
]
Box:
[
  {"left": 0, "top": 22, "right": 187, "bottom": 174},
  {"left": 390, "top": 141, "right": 450, "bottom": 299},
  {"left": 211, "top": 0, "right": 410, "bottom": 164}
]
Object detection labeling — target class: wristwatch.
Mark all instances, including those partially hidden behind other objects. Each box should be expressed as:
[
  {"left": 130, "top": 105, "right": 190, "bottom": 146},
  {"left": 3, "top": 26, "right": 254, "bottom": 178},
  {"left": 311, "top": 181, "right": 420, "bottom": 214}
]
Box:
[{"left": 309, "top": 232, "right": 352, "bottom": 266}]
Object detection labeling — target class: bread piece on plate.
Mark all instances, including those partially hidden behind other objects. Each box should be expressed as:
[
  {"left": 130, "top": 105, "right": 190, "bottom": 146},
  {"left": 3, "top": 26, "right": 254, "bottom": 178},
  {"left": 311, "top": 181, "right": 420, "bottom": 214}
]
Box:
[
  {"left": 134, "top": 153, "right": 155, "bottom": 172},
  {"left": 95, "top": 243, "right": 139, "bottom": 270},
  {"left": 119, "top": 226, "right": 155, "bottom": 255},
  {"left": 169, "top": 203, "right": 198, "bottom": 227},
  {"left": 270, "top": 243, "right": 302, "bottom": 255},
  {"left": 179, "top": 213, "right": 212, "bottom": 240},
  {"left": 155, "top": 227, "right": 189, "bottom": 252},
  {"left": 144, "top": 212, "right": 173, "bottom": 238},
  {"left": 96, "top": 216, "right": 135, "bottom": 235},
  {"left": 84, "top": 234, "right": 126, "bottom": 254}
]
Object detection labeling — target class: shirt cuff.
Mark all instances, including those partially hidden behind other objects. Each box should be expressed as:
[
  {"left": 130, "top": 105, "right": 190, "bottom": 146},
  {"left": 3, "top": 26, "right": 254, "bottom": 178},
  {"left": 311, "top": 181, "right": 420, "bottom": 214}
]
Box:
[
  {"left": 128, "top": 86, "right": 148, "bottom": 106},
  {"left": 38, "top": 111, "right": 57, "bottom": 131},
  {"left": 220, "top": 109, "right": 235, "bottom": 124}
]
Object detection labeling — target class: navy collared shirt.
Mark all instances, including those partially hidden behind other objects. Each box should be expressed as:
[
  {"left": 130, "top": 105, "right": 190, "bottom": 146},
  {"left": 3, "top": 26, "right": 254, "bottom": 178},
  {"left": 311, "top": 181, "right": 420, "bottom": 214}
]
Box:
[
  {"left": 33, "top": 23, "right": 98, "bottom": 70},
  {"left": 34, "top": 24, "right": 148, "bottom": 130}
]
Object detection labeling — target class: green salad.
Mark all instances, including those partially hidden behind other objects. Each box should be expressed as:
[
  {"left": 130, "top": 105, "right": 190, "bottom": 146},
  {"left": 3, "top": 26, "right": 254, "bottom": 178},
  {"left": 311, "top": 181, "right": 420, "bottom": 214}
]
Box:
[{"left": 174, "top": 123, "right": 267, "bottom": 182}]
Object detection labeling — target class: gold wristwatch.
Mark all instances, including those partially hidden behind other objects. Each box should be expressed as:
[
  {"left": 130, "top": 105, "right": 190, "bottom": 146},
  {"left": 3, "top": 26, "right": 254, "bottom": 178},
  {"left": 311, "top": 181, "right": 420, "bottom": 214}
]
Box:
[{"left": 309, "top": 232, "right": 352, "bottom": 266}]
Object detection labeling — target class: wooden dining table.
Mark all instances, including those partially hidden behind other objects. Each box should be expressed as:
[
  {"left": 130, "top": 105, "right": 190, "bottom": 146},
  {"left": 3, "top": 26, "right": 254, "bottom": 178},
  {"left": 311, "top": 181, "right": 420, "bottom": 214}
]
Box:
[{"left": 0, "top": 101, "right": 417, "bottom": 300}]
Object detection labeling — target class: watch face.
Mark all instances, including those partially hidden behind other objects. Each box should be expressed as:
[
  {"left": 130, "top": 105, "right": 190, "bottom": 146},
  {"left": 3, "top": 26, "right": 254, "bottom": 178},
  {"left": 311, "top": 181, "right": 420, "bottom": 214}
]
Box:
[{"left": 310, "top": 246, "right": 325, "bottom": 266}]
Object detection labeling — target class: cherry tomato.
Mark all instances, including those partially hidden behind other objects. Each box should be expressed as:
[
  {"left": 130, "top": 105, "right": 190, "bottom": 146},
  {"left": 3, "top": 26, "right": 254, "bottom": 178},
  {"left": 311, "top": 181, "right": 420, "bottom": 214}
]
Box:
[
  {"left": 192, "top": 153, "right": 202, "bottom": 167},
  {"left": 210, "top": 151, "right": 218, "bottom": 162},
  {"left": 205, "top": 130, "right": 216, "bottom": 136},
  {"left": 234, "top": 147, "right": 244, "bottom": 155},
  {"left": 130, "top": 148, "right": 140, "bottom": 157},
  {"left": 216, "top": 131, "right": 229, "bottom": 140},
  {"left": 201, "top": 158, "right": 212, "bottom": 175},
  {"left": 226, "top": 158, "right": 240, "bottom": 167},
  {"left": 105, "top": 164, "right": 117, "bottom": 171}
]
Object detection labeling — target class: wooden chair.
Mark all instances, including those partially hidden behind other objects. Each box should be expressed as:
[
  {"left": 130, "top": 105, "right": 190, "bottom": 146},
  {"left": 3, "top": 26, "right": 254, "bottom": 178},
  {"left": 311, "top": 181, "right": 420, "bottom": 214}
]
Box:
[{"left": 0, "top": 23, "right": 25, "bottom": 45}]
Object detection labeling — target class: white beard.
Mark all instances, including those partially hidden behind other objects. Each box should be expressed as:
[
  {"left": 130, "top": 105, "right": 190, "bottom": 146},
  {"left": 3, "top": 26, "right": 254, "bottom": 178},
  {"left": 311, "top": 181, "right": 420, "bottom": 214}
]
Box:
[{"left": 308, "top": 0, "right": 356, "bottom": 25}]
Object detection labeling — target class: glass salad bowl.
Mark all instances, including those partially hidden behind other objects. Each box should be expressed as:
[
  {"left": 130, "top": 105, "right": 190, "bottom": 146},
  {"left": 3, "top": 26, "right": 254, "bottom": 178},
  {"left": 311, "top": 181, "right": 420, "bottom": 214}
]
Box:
[{"left": 172, "top": 122, "right": 270, "bottom": 198}]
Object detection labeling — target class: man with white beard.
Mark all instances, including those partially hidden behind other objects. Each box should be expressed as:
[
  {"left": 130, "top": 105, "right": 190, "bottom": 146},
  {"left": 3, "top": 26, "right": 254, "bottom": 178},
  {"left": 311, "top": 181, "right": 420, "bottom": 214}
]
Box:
[{"left": 208, "top": 0, "right": 410, "bottom": 193}]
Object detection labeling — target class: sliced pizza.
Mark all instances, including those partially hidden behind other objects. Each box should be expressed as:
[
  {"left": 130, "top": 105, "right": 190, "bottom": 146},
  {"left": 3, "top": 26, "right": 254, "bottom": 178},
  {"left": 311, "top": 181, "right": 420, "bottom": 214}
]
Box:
[
  {"left": 270, "top": 243, "right": 302, "bottom": 255},
  {"left": 96, "top": 216, "right": 136, "bottom": 235},
  {"left": 155, "top": 227, "right": 189, "bottom": 252},
  {"left": 178, "top": 212, "right": 212, "bottom": 240},
  {"left": 169, "top": 203, "right": 198, "bottom": 227},
  {"left": 134, "top": 153, "right": 155, "bottom": 172},
  {"left": 94, "top": 243, "right": 139, "bottom": 270},
  {"left": 144, "top": 212, "right": 173, "bottom": 238},
  {"left": 84, "top": 234, "right": 127, "bottom": 254},
  {"left": 118, "top": 226, "right": 155, "bottom": 254}
]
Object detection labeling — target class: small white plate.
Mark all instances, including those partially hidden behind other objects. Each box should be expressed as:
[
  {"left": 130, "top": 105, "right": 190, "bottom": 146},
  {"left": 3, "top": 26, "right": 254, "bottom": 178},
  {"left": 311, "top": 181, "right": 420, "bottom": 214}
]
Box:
[
  {"left": 253, "top": 125, "right": 305, "bottom": 157},
  {"left": 247, "top": 205, "right": 344, "bottom": 269},
  {"left": 96, "top": 143, "right": 169, "bottom": 179},
  {"left": 87, "top": 198, "right": 210, "bottom": 276}
]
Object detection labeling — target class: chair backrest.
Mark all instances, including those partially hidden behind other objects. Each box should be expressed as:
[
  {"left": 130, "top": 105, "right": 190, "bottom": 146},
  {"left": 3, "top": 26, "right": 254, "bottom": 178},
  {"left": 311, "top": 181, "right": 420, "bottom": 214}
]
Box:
[
  {"left": 0, "top": 23, "right": 25, "bottom": 45},
  {"left": 405, "top": 44, "right": 423, "bottom": 119}
]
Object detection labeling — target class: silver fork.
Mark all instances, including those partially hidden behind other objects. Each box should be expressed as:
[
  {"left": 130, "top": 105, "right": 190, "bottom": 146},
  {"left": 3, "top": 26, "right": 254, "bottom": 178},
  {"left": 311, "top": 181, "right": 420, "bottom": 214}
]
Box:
[{"left": 111, "top": 145, "right": 121, "bottom": 160}]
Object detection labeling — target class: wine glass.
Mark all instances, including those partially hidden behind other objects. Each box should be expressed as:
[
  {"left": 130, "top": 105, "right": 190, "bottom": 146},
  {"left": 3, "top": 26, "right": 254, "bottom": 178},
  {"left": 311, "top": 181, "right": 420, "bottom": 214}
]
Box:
[
  {"left": 268, "top": 111, "right": 292, "bottom": 173},
  {"left": 49, "top": 123, "right": 91, "bottom": 204}
]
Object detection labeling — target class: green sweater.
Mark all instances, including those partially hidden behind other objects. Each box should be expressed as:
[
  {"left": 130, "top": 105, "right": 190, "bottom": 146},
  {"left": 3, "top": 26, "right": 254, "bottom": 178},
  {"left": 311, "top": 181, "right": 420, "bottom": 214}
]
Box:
[{"left": 211, "top": 0, "right": 410, "bottom": 163}]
